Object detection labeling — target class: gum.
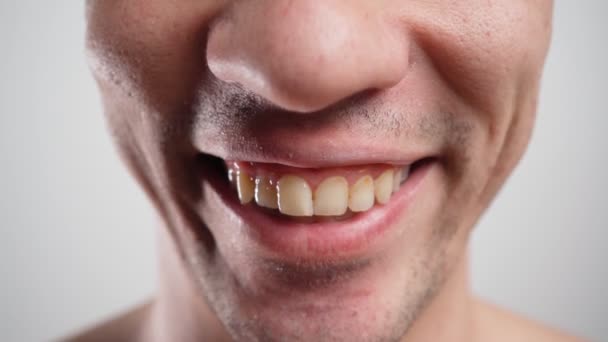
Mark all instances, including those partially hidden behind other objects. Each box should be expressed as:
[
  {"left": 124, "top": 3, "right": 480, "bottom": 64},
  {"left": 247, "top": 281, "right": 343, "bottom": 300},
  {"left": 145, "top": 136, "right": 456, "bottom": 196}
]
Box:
[{"left": 226, "top": 161, "right": 403, "bottom": 189}]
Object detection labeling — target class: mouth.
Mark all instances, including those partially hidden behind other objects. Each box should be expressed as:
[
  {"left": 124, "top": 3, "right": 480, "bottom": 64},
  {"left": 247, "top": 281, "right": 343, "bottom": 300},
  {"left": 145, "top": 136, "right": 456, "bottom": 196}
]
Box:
[{"left": 197, "top": 153, "right": 437, "bottom": 260}]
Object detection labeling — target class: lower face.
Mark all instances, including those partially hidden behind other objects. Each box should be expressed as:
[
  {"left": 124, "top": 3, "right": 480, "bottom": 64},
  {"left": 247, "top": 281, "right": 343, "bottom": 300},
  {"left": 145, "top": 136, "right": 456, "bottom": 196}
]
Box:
[{"left": 86, "top": 1, "right": 552, "bottom": 341}]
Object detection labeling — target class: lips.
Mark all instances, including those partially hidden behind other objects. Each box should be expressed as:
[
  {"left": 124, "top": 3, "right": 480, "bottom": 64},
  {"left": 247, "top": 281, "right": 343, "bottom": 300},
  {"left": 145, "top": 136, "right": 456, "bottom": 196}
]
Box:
[{"left": 198, "top": 154, "right": 436, "bottom": 260}]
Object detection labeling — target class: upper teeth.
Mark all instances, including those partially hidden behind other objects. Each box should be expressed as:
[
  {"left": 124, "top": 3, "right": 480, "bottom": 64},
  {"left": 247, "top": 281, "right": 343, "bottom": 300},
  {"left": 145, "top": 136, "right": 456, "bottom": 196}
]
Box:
[
  {"left": 277, "top": 175, "right": 314, "bottom": 216},
  {"left": 314, "top": 176, "right": 349, "bottom": 216},
  {"left": 231, "top": 165, "right": 411, "bottom": 217},
  {"left": 348, "top": 175, "right": 375, "bottom": 212},
  {"left": 236, "top": 171, "right": 255, "bottom": 204},
  {"left": 255, "top": 176, "right": 279, "bottom": 209}
]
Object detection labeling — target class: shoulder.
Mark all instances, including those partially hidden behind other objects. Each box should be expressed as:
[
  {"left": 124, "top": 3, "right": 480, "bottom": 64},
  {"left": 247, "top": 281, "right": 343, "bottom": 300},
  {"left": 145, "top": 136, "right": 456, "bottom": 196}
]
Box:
[
  {"left": 473, "top": 298, "right": 586, "bottom": 342},
  {"left": 63, "top": 301, "right": 152, "bottom": 342}
]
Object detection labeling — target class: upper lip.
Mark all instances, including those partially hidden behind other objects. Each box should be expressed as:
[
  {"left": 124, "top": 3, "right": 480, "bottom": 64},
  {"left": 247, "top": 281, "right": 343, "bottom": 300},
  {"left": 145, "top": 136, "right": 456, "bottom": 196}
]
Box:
[
  {"left": 197, "top": 135, "right": 436, "bottom": 168},
  {"left": 201, "top": 144, "right": 433, "bottom": 169},
  {"left": 190, "top": 85, "right": 440, "bottom": 168}
]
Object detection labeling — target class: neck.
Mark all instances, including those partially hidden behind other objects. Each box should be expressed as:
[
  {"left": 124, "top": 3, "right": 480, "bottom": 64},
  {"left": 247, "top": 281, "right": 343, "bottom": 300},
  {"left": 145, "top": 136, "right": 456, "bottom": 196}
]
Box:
[{"left": 148, "top": 224, "right": 475, "bottom": 342}]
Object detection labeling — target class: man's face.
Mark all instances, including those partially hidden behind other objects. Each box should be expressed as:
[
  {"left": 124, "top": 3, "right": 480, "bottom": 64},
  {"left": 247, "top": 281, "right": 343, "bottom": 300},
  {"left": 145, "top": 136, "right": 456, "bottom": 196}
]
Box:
[{"left": 86, "top": 1, "right": 552, "bottom": 341}]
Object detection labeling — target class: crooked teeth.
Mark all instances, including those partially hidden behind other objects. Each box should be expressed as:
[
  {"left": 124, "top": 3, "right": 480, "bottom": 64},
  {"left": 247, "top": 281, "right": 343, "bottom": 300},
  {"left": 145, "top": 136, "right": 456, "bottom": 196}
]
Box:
[
  {"left": 236, "top": 171, "right": 255, "bottom": 204},
  {"left": 392, "top": 166, "right": 411, "bottom": 193},
  {"left": 228, "top": 168, "right": 236, "bottom": 184},
  {"left": 374, "top": 169, "right": 394, "bottom": 205},
  {"left": 229, "top": 165, "right": 413, "bottom": 217},
  {"left": 392, "top": 169, "right": 402, "bottom": 193},
  {"left": 314, "top": 176, "right": 349, "bottom": 216},
  {"left": 348, "top": 175, "right": 375, "bottom": 212},
  {"left": 400, "top": 166, "right": 410, "bottom": 184},
  {"left": 255, "top": 177, "right": 279, "bottom": 209},
  {"left": 278, "top": 175, "right": 314, "bottom": 216}
]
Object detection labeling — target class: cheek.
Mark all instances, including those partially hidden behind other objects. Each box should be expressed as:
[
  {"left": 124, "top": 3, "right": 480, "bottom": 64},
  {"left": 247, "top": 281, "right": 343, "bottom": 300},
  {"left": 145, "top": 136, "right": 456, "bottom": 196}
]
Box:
[
  {"left": 408, "top": 1, "right": 551, "bottom": 115},
  {"left": 403, "top": 1, "right": 551, "bottom": 197},
  {"left": 86, "top": 0, "right": 220, "bottom": 112}
]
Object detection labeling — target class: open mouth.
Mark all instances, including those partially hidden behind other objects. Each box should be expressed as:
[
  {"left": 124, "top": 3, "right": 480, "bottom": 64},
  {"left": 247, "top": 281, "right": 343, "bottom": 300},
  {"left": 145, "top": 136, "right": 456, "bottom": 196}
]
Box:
[{"left": 197, "top": 153, "right": 437, "bottom": 258}]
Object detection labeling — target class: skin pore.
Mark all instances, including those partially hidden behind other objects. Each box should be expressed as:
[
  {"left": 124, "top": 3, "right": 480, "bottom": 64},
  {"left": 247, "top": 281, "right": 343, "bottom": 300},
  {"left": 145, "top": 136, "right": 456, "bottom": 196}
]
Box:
[{"left": 72, "top": 1, "right": 581, "bottom": 341}]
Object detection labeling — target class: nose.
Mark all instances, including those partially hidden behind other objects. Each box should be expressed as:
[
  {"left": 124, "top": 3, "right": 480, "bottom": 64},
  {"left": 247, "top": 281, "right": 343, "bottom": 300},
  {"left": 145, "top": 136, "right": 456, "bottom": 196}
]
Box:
[{"left": 206, "top": 0, "right": 409, "bottom": 112}]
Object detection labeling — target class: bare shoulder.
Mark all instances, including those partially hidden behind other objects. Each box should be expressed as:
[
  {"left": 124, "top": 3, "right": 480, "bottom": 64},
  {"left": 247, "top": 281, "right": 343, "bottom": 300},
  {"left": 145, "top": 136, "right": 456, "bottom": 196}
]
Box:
[
  {"left": 62, "top": 301, "right": 153, "bottom": 342},
  {"left": 474, "top": 298, "right": 586, "bottom": 342}
]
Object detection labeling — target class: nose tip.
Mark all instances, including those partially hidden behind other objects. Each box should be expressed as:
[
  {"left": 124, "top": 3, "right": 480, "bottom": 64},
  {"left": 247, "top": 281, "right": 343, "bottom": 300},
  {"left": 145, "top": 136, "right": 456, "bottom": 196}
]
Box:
[{"left": 206, "top": 1, "right": 409, "bottom": 113}]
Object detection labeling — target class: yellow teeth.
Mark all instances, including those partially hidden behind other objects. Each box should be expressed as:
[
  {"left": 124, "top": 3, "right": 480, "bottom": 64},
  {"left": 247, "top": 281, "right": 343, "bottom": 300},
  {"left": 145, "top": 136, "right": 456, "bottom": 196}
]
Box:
[
  {"left": 392, "top": 169, "right": 402, "bottom": 193},
  {"left": 348, "top": 175, "right": 375, "bottom": 212},
  {"left": 228, "top": 168, "right": 236, "bottom": 184},
  {"left": 400, "top": 167, "right": 410, "bottom": 184},
  {"left": 230, "top": 166, "right": 412, "bottom": 217},
  {"left": 278, "top": 175, "right": 314, "bottom": 217},
  {"left": 374, "top": 169, "right": 394, "bottom": 205},
  {"left": 255, "top": 177, "right": 279, "bottom": 209},
  {"left": 236, "top": 171, "right": 255, "bottom": 204},
  {"left": 314, "top": 176, "right": 349, "bottom": 216}
]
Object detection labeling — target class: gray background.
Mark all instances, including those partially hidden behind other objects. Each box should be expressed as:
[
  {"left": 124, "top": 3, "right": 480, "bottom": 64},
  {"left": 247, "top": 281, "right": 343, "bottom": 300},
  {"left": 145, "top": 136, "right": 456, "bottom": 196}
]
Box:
[{"left": 0, "top": 2, "right": 606, "bottom": 341}]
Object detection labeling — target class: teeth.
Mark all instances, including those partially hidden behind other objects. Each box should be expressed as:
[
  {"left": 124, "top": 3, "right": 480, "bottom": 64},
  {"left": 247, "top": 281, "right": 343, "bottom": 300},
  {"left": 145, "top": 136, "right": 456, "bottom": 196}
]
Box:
[
  {"left": 255, "top": 177, "right": 279, "bottom": 209},
  {"left": 374, "top": 170, "right": 394, "bottom": 205},
  {"left": 230, "top": 165, "right": 413, "bottom": 217},
  {"left": 348, "top": 175, "right": 375, "bottom": 212},
  {"left": 314, "top": 176, "right": 349, "bottom": 216},
  {"left": 228, "top": 168, "right": 238, "bottom": 190},
  {"left": 400, "top": 166, "right": 411, "bottom": 184},
  {"left": 277, "top": 175, "right": 314, "bottom": 216},
  {"left": 236, "top": 171, "right": 255, "bottom": 204},
  {"left": 228, "top": 168, "right": 235, "bottom": 184},
  {"left": 392, "top": 168, "right": 402, "bottom": 193}
]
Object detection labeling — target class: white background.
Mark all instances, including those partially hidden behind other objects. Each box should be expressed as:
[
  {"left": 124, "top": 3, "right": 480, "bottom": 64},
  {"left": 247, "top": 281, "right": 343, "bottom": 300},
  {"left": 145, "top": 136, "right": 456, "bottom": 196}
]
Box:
[{"left": 1, "top": 2, "right": 606, "bottom": 341}]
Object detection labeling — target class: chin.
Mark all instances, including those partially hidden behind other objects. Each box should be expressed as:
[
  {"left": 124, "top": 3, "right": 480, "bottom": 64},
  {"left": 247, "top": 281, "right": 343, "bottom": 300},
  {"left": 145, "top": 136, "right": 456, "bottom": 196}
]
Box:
[{"left": 196, "top": 240, "right": 447, "bottom": 342}]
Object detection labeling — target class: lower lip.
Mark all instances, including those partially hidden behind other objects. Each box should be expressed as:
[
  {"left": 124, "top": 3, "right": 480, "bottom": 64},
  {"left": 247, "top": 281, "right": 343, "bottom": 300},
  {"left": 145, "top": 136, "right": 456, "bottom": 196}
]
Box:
[{"left": 201, "top": 159, "right": 435, "bottom": 261}]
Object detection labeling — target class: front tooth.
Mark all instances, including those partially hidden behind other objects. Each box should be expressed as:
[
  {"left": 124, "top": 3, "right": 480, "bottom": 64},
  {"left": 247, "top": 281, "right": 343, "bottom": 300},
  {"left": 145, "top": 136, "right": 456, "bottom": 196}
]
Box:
[
  {"left": 314, "top": 176, "right": 348, "bottom": 216},
  {"left": 278, "top": 175, "right": 313, "bottom": 216},
  {"left": 255, "top": 177, "right": 279, "bottom": 209},
  {"left": 237, "top": 171, "right": 255, "bottom": 204},
  {"left": 374, "top": 170, "right": 394, "bottom": 205},
  {"left": 349, "top": 175, "right": 375, "bottom": 212}
]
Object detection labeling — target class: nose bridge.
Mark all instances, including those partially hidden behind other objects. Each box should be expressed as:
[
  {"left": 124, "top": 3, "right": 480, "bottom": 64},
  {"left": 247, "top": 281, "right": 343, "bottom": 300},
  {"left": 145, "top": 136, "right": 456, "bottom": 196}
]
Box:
[{"left": 207, "top": 0, "right": 409, "bottom": 112}]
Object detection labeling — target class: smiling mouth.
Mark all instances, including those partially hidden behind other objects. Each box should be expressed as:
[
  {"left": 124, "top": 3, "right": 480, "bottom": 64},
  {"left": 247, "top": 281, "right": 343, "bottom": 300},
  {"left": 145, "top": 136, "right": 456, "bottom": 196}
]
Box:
[
  {"left": 197, "top": 152, "right": 436, "bottom": 258},
  {"left": 201, "top": 153, "right": 435, "bottom": 220},
  {"left": 225, "top": 160, "right": 430, "bottom": 220}
]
